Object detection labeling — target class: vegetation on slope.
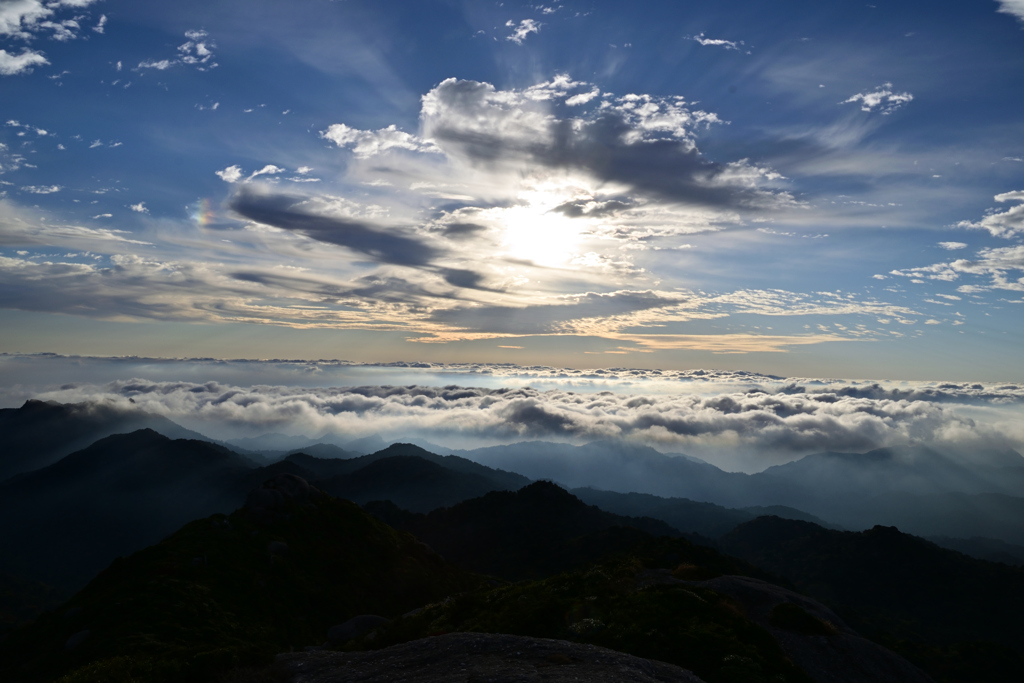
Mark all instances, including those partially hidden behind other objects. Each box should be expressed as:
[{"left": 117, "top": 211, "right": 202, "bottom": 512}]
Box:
[
  {"left": 0, "top": 477, "right": 478, "bottom": 683},
  {"left": 720, "top": 516, "right": 1024, "bottom": 682},
  {"left": 353, "top": 537, "right": 814, "bottom": 683}
]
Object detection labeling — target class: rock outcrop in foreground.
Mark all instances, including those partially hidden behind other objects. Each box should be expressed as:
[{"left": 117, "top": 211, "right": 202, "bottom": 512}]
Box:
[{"left": 277, "top": 632, "right": 706, "bottom": 683}]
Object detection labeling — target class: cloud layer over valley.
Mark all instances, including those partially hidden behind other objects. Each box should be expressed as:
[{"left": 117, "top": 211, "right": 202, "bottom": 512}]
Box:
[{"left": 4, "top": 355, "right": 1019, "bottom": 472}]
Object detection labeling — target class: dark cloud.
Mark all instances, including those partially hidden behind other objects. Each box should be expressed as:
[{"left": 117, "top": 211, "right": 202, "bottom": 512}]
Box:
[
  {"left": 437, "top": 222, "right": 488, "bottom": 239},
  {"left": 421, "top": 78, "right": 791, "bottom": 211},
  {"left": 551, "top": 198, "right": 635, "bottom": 218},
  {"left": 229, "top": 187, "right": 439, "bottom": 267}
]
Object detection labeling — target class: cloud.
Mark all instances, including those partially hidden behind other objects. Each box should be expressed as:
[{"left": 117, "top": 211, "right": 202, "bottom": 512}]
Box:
[
  {"left": 505, "top": 19, "right": 540, "bottom": 45},
  {"left": 0, "top": 1, "right": 53, "bottom": 38},
  {"left": 138, "top": 30, "right": 217, "bottom": 72},
  {"left": 228, "top": 186, "right": 444, "bottom": 269},
  {"left": 996, "top": 0, "right": 1024, "bottom": 23},
  {"left": 129, "top": 202, "right": 148, "bottom": 213},
  {"left": 891, "top": 245, "right": 1024, "bottom": 292},
  {"left": 416, "top": 77, "right": 790, "bottom": 211},
  {"left": 20, "top": 184, "right": 61, "bottom": 194},
  {"left": 92, "top": 13, "right": 105, "bottom": 34},
  {"left": 842, "top": 82, "right": 913, "bottom": 114},
  {"left": 28, "top": 375, "right": 1022, "bottom": 467},
  {"left": 938, "top": 241, "right": 968, "bottom": 250},
  {"left": 216, "top": 165, "right": 243, "bottom": 183},
  {"left": 956, "top": 189, "right": 1024, "bottom": 238},
  {"left": 0, "top": 200, "right": 152, "bottom": 249},
  {"left": 0, "top": 48, "right": 48, "bottom": 75},
  {"left": 0, "top": 0, "right": 99, "bottom": 45},
  {"left": 428, "top": 290, "right": 685, "bottom": 336},
  {"left": 691, "top": 33, "right": 740, "bottom": 50},
  {"left": 320, "top": 123, "right": 440, "bottom": 159},
  {"left": 247, "top": 164, "right": 285, "bottom": 180},
  {"left": 137, "top": 59, "right": 173, "bottom": 70}
]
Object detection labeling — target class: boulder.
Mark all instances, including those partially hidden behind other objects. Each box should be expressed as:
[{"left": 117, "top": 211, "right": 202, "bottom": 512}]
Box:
[
  {"left": 278, "top": 632, "right": 706, "bottom": 682},
  {"left": 326, "top": 615, "right": 390, "bottom": 645},
  {"left": 64, "top": 630, "right": 90, "bottom": 650}
]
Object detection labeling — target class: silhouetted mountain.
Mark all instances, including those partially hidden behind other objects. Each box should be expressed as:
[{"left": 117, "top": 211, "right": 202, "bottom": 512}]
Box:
[
  {"left": 226, "top": 432, "right": 320, "bottom": 452},
  {"left": 0, "top": 475, "right": 478, "bottom": 683},
  {"left": 0, "top": 400, "right": 213, "bottom": 482},
  {"left": 342, "top": 433, "right": 387, "bottom": 454},
  {"left": 293, "top": 443, "right": 531, "bottom": 493},
  {"left": 926, "top": 535, "right": 1024, "bottom": 566},
  {"left": 459, "top": 440, "right": 752, "bottom": 505},
  {"left": 719, "top": 516, "right": 1024, "bottom": 679},
  {"left": 570, "top": 488, "right": 838, "bottom": 537},
  {"left": 830, "top": 491, "right": 1024, "bottom": 545},
  {"left": 365, "top": 481, "right": 696, "bottom": 580},
  {"left": 757, "top": 445, "right": 1024, "bottom": 505},
  {"left": 286, "top": 443, "right": 359, "bottom": 460},
  {"left": 318, "top": 455, "right": 525, "bottom": 512},
  {"left": 739, "top": 505, "right": 844, "bottom": 529},
  {"left": 0, "top": 429, "right": 255, "bottom": 590},
  {"left": 453, "top": 440, "right": 1024, "bottom": 544},
  {"left": 571, "top": 487, "right": 753, "bottom": 537},
  {"left": 0, "top": 436, "right": 533, "bottom": 598}
]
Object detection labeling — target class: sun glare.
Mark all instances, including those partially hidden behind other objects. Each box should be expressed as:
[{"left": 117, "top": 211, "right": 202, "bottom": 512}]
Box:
[{"left": 496, "top": 189, "right": 594, "bottom": 268}]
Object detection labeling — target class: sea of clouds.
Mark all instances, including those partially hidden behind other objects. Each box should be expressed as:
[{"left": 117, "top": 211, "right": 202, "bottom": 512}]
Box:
[{"left": 2, "top": 353, "right": 1021, "bottom": 472}]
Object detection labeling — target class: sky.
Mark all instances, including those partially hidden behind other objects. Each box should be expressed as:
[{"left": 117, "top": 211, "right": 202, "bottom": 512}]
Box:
[{"left": 1, "top": 0, "right": 1023, "bottom": 382}]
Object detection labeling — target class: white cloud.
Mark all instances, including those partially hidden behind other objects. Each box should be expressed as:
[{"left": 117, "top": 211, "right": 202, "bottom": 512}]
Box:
[
  {"left": 21, "top": 184, "right": 61, "bottom": 194},
  {"left": 216, "top": 165, "right": 243, "bottom": 183},
  {"left": 248, "top": 164, "right": 284, "bottom": 180},
  {"left": 295, "top": 166, "right": 313, "bottom": 175},
  {"left": 92, "top": 13, "right": 105, "bottom": 34},
  {"left": 137, "top": 59, "right": 173, "bottom": 70},
  {"left": 505, "top": 18, "right": 540, "bottom": 45},
  {"left": 891, "top": 245, "right": 1024, "bottom": 292},
  {"left": 956, "top": 189, "right": 1024, "bottom": 238},
  {"left": 565, "top": 87, "right": 600, "bottom": 106},
  {"left": 938, "top": 241, "right": 968, "bottom": 250},
  {"left": 320, "top": 123, "right": 440, "bottom": 159},
  {"left": 996, "top": 0, "right": 1024, "bottom": 23},
  {"left": 0, "top": 200, "right": 152, "bottom": 249},
  {"left": 129, "top": 202, "right": 149, "bottom": 214},
  {"left": 0, "top": 0, "right": 52, "bottom": 38},
  {"left": 0, "top": 48, "right": 48, "bottom": 75},
  {"left": 27, "top": 374, "right": 1023, "bottom": 466},
  {"left": 842, "top": 82, "right": 913, "bottom": 114},
  {"left": 137, "top": 30, "right": 217, "bottom": 72},
  {"left": 691, "top": 32, "right": 739, "bottom": 50}
]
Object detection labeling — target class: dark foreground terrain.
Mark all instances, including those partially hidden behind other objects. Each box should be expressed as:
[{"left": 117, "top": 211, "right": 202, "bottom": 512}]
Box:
[{"left": 1, "top": 400, "right": 1023, "bottom": 682}]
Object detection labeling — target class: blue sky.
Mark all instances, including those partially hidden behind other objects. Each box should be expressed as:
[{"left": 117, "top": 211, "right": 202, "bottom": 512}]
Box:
[{"left": 1, "top": 0, "right": 1023, "bottom": 380}]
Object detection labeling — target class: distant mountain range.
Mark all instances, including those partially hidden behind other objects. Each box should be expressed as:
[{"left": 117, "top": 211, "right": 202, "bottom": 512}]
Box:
[
  {"left": 0, "top": 434, "right": 535, "bottom": 593},
  {"left": 0, "top": 399, "right": 212, "bottom": 481},
  {"left": 0, "top": 398, "right": 1020, "bottom": 600}
]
